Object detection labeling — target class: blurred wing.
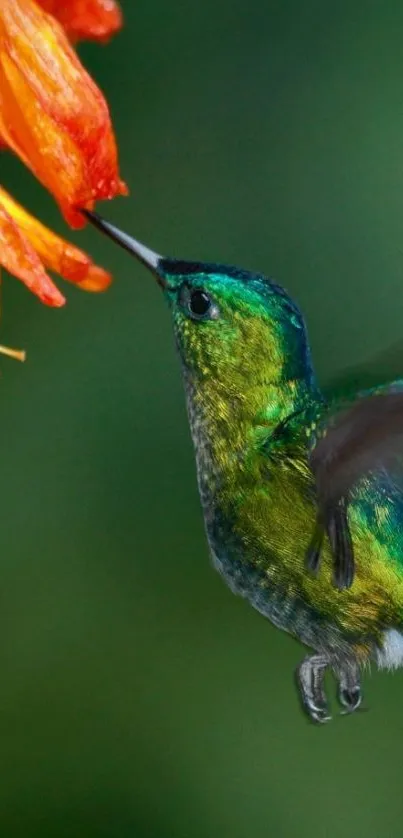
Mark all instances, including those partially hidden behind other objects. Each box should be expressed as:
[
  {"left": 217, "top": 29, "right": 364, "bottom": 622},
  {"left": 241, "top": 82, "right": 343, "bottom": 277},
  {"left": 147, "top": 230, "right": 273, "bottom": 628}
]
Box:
[
  {"left": 308, "top": 388, "right": 403, "bottom": 590},
  {"left": 311, "top": 390, "right": 403, "bottom": 506},
  {"left": 323, "top": 338, "right": 403, "bottom": 400}
]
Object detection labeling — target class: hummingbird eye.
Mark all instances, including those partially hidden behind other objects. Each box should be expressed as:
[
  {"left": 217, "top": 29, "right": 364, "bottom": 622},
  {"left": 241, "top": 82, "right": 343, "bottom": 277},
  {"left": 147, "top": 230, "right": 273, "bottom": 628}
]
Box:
[
  {"left": 179, "top": 284, "right": 219, "bottom": 321},
  {"left": 189, "top": 290, "right": 211, "bottom": 316}
]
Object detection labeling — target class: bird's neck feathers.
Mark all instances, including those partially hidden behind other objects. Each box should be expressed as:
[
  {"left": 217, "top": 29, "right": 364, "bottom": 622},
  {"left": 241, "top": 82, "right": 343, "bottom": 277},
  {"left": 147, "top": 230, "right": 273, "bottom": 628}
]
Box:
[
  {"left": 171, "top": 275, "right": 322, "bottom": 498},
  {"left": 182, "top": 342, "right": 320, "bottom": 498}
]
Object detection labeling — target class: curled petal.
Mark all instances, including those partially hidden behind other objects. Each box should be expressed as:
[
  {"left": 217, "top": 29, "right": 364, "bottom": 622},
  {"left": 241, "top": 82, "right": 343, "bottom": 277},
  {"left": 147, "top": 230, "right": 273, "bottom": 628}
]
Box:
[
  {"left": 0, "top": 199, "right": 65, "bottom": 307},
  {"left": 37, "top": 0, "right": 123, "bottom": 43},
  {"left": 0, "top": 187, "right": 112, "bottom": 294},
  {"left": 0, "top": 0, "right": 127, "bottom": 228}
]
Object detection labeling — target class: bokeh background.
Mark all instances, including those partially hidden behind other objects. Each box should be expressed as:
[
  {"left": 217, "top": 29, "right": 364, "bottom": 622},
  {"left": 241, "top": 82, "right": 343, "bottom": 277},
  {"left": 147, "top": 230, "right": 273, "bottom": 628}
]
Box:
[{"left": 1, "top": 1, "right": 403, "bottom": 835}]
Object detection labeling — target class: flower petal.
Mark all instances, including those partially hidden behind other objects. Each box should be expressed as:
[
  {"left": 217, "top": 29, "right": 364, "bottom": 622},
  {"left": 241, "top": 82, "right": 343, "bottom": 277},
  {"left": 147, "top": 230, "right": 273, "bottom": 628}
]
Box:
[
  {"left": 76, "top": 265, "right": 112, "bottom": 292},
  {"left": 0, "top": 187, "right": 112, "bottom": 293},
  {"left": 0, "top": 0, "right": 127, "bottom": 228},
  {"left": 0, "top": 197, "right": 65, "bottom": 306},
  {"left": 37, "top": 0, "right": 123, "bottom": 43}
]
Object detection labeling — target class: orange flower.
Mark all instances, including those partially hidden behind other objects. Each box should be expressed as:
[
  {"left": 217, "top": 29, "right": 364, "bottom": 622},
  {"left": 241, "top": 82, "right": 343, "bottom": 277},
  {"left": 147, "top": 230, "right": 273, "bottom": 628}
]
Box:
[
  {"left": 37, "top": 0, "right": 122, "bottom": 43},
  {"left": 0, "top": 0, "right": 126, "bottom": 312},
  {"left": 0, "top": 187, "right": 112, "bottom": 306},
  {"left": 0, "top": 0, "right": 127, "bottom": 227}
]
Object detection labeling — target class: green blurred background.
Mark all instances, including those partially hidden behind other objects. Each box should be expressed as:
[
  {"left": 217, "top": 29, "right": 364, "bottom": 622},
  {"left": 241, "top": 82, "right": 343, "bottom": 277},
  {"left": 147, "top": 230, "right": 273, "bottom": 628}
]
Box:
[{"left": 2, "top": 1, "right": 403, "bottom": 835}]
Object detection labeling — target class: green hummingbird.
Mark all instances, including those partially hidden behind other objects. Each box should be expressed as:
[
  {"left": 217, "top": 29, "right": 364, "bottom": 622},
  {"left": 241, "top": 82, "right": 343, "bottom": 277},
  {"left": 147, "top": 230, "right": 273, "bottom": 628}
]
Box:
[{"left": 84, "top": 209, "right": 403, "bottom": 724}]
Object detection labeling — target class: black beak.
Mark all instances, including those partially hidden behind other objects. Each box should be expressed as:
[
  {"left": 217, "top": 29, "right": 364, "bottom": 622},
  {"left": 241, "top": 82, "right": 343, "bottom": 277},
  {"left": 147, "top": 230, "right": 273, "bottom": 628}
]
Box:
[{"left": 82, "top": 209, "right": 167, "bottom": 287}]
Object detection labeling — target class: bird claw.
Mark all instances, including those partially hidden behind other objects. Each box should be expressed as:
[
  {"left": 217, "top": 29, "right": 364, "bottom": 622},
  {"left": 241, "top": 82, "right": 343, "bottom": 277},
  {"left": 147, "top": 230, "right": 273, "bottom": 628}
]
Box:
[
  {"left": 309, "top": 704, "right": 332, "bottom": 724},
  {"left": 296, "top": 654, "right": 331, "bottom": 724},
  {"left": 339, "top": 685, "right": 362, "bottom": 713},
  {"left": 296, "top": 655, "right": 363, "bottom": 723}
]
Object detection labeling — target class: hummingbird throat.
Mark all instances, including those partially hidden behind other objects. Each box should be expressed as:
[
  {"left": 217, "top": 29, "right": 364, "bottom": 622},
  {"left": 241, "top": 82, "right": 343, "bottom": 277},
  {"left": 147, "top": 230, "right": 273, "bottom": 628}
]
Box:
[{"left": 183, "top": 366, "right": 311, "bottom": 506}]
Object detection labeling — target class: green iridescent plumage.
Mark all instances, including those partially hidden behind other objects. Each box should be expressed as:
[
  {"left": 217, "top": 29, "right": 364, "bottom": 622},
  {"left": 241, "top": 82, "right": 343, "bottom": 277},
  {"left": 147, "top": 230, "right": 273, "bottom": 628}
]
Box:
[{"left": 85, "top": 210, "right": 403, "bottom": 723}]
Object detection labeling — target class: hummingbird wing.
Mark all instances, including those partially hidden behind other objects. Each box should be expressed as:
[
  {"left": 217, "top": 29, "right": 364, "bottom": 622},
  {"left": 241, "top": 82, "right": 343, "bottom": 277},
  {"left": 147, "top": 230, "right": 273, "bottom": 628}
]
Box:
[
  {"left": 311, "top": 389, "right": 403, "bottom": 506},
  {"left": 322, "top": 337, "right": 403, "bottom": 400},
  {"left": 308, "top": 387, "right": 403, "bottom": 589},
  {"left": 306, "top": 498, "right": 354, "bottom": 590}
]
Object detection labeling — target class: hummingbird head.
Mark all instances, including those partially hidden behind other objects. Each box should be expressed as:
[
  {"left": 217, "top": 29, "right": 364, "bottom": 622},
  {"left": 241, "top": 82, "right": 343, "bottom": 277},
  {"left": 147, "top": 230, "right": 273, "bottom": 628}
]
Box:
[{"left": 84, "top": 211, "right": 314, "bottom": 397}]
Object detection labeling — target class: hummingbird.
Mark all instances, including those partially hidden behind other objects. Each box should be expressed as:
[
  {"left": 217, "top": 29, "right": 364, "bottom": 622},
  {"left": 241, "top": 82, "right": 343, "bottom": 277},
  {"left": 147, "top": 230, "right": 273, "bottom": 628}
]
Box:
[{"left": 84, "top": 209, "right": 403, "bottom": 723}]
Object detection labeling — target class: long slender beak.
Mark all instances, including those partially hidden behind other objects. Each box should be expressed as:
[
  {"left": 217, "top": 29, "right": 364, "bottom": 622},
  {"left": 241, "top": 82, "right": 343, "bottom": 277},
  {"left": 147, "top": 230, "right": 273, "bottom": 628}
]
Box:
[{"left": 82, "top": 209, "right": 167, "bottom": 287}]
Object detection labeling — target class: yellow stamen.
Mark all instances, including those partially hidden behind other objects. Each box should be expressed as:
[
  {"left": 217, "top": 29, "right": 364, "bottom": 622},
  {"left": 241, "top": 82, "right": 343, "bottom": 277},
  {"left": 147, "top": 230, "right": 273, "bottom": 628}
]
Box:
[{"left": 0, "top": 344, "right": 26, "bottom": 362}]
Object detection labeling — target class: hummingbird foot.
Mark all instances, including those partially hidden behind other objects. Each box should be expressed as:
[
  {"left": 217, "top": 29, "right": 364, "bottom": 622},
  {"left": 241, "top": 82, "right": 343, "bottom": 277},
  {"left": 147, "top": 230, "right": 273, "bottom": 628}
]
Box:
[
  {"left": 336, "top": 663, "right": 362, "bottom": 715},
  {"left": 296, "top": 654, "right": 331, "bottom": 724}
]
